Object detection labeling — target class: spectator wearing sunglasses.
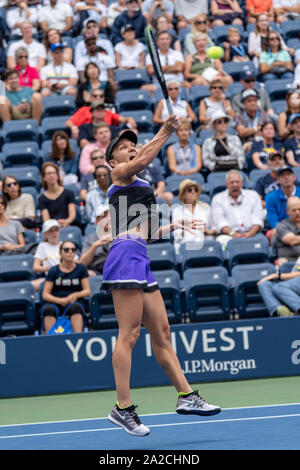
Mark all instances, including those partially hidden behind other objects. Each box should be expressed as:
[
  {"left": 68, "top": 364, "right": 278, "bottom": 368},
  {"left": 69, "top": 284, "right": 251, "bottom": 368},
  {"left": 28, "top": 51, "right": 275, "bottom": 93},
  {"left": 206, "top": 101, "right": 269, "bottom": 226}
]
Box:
[
  {"left": 259, "top": 32, "right": 294, "bottom": 82},
  {"left": 85, "top": 165, "right": 110, "bottom": 223},
  {"left": 199, "top": 79, "right": 234, "bottom": 130},
  {"left": 2, "top": 175, "right": 36, "bottom": 229},
  {"left": 42, "top": 240, "right": 90, "bottom": 334},
  {"left": 173, "top": 0, "right": 209, "bottom": 31},
  {"left": 184, "top": 14, "right": 214, "bottom": 57},
  {"left": 231, "top": 69, "right": 274, "bottom": 116},
  {"left": 14, "top": 46, "right": 41, "bottom": 91},
  {"left": 80, "top": 149, "right": 107, "bottom": 201}
]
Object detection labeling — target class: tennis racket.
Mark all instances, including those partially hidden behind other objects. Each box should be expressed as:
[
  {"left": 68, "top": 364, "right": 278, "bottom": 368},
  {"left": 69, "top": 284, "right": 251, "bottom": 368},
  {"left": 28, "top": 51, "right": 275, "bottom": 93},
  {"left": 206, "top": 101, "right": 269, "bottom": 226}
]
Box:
[{"left": 145, "top": 25, "right": 174, "bottom": 116}]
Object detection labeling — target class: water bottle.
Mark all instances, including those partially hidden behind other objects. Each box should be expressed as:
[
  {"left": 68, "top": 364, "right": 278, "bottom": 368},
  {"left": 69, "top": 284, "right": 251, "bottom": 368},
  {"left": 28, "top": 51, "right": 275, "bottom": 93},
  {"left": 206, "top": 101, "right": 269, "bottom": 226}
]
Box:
[
  {"left": 35, "top": 227, "right": 41, "bottom": 242},
  {"left": 79, "top": 201, "right": 85, "bottom": 224}
]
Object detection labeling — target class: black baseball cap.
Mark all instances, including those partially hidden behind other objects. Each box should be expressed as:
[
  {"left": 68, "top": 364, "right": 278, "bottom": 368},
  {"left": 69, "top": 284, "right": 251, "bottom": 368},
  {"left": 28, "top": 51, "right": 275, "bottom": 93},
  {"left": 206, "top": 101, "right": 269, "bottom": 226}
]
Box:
[
  {"left": 106, "top": 130, "right": 138, "bottom": 162},
  {"left": 277, "top": 165, "right": 294, "bottom": 176}
]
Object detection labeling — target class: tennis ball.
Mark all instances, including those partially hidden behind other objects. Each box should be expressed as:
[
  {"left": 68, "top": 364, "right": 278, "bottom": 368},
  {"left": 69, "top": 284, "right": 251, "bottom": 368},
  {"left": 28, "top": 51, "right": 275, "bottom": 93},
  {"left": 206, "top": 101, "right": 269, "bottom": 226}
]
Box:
[{"left": 206, "top": 46, "right": 224, "bottom": 60}]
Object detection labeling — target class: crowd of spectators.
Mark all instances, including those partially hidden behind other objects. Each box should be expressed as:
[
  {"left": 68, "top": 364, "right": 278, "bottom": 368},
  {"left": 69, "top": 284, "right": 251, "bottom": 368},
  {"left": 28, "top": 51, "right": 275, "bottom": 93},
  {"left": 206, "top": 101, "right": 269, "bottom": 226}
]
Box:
[{"left": 2, "top": 0, "right": 300, "bottom": 330}]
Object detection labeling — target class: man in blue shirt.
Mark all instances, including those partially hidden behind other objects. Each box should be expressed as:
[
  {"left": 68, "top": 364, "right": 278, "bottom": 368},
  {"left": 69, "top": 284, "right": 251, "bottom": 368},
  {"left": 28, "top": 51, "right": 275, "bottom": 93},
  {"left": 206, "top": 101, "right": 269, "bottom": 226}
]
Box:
[{"left": 265, "top": 166, "right": 300, "bottom": 241}]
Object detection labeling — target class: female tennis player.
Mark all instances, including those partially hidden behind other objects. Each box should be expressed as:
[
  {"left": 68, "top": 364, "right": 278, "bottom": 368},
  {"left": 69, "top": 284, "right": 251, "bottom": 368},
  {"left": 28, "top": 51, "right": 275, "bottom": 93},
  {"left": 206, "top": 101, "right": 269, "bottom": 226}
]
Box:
[{"left": 102, "top": 115, "right": 221, "bottom": 437}]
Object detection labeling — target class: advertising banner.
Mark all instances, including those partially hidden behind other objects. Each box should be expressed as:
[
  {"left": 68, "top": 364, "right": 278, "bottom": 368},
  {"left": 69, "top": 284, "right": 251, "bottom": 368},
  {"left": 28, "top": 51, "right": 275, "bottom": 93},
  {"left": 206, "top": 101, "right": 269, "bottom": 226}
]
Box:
[{"left": 0, "top": 317, "right": 299, "bottom": 397}]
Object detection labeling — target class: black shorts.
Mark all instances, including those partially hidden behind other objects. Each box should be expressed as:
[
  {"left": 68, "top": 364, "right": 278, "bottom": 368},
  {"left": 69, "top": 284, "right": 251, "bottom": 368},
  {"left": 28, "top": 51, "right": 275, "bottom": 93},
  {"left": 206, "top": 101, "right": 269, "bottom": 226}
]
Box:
[{"left": 41, "top": 300, "right": 87, "bottom": 318}]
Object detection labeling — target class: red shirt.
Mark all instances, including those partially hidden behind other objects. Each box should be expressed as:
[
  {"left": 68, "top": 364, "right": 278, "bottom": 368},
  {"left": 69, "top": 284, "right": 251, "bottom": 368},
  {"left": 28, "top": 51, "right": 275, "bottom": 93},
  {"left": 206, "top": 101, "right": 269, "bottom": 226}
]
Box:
[
  {"left": 70, "top": 106, "right": 121, "bottom": 127},
  {"left": 15, "top": 64, "right": 40, "bottom": 88}
]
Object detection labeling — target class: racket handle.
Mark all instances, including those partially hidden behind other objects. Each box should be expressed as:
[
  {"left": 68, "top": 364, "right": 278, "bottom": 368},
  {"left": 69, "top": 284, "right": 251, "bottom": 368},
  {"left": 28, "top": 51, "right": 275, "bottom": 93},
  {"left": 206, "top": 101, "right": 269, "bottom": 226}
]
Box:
[{"left": 165, "top": 98, "right": 174, "bottom": 116}]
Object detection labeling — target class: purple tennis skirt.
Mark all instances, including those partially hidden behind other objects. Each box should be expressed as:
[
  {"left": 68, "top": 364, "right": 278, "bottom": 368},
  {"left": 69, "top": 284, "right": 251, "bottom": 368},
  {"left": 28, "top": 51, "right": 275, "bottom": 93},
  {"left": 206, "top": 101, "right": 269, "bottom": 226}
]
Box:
[{"left": 101, "top": 235, "right": 159, "bottom": 292}]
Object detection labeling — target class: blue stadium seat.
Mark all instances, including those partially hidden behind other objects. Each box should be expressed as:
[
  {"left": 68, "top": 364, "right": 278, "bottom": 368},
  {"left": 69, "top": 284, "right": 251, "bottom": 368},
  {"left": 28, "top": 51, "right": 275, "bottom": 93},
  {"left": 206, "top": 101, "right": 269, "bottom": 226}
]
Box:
[
  {"left": 184, "top": 266, "right": 231, "bottom": 322},
  {"left": 89, "top": 276, "right": 117, "bottom": 330},
  {"left": 180, "top": 240, "right": 224, "bottom": 271},
  {"left": 0, "top": 281, "right": 37, "bottom": 336},
  {"left": 2, "top": 166, "right": 40, "bottom": 189},
  {"left": 60, "top": 226, "right": 83, "bottom": 251},
  {"left": 228, "top": 82, "right": 243, "bottom": 98},
  {"left": 265, "top": 79, "right": 293, "bottom": 101},
  {"left": 115, "top": 68, "right": 149, "bottom": 89},
  {"left": 64, "top": 183, "right": 81, "bottom": 205},
  {"left": 249, "top": 169, "right": 270, "bottom": 188},
  {"left": 280, "top": 20, "right": 300, "bottom": 40},
  {"left": 42, "top": 96, "right": 76, "bottom": 117},
  {"left": 121, "top": 110, "right": 154, "bottom": 133},
  {"left": 137, "top": 132, "right": 155, "bottom": 145},
  {"left": 115, "top": 89, "right": 152, "bottom": 112},
  {"left": 286, "top": 38, "right": 300, "bottom": 49},
  {"left": 165, "top": 173, "right": 205, "bottom": 195},
  {"left": 0, "top": 255, "right": 34, "bottom": 282},
  {"left": 189, "top": 85, "right": 210, "bottom": 108},
  {"left": 223, "top": 62, "right": 256, "bottom": 82},
  {"left": 23, "top": 230, "right": 38, "bottom": 245},
  {"left": 40, "top": 116, "right": 72, "bottom": 141},
  {"left": 1, "top": 141, "right": 40, "bottom": 167},
  {"left": 2, "top": 119, "right": 39, "bottom": 143},
  {"left": 153, "top": 270, "right": 183, "bottom": 323},
  {"left": 232, "top": 263, "right": 276, "bottom": 319},
  {"left": 147, "top": 242, "right": 176, "bottom": 270},
  {"left": 271, "top": 100, "right": 287, "bottom": 115},
  {"left": 226, "top": 235, "right": 270, "bottom": 273}
]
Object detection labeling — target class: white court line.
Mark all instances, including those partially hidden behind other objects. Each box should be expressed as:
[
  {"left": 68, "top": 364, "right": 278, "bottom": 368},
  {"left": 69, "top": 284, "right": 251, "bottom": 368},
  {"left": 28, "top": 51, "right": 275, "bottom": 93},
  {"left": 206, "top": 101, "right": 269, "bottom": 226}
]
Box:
[
  {"left": 0, "top": 402, "right": 300, "bottom": 429},
  {"left": 0, "top": 413, "right": 300, "bottom": 440}
]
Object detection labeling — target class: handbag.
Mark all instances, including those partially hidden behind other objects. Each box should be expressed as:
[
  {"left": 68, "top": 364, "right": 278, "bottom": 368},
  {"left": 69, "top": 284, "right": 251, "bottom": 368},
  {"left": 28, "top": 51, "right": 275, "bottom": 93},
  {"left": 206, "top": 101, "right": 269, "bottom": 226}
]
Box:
[
  {"left": 269, "top": 65, "right": 291, "bottom": 76},
  {"left": 202, "top": 66, "right": 219, "bottom": 82},
  {"left": 47, "top": 304, "right": 74, "bottom": 335}
]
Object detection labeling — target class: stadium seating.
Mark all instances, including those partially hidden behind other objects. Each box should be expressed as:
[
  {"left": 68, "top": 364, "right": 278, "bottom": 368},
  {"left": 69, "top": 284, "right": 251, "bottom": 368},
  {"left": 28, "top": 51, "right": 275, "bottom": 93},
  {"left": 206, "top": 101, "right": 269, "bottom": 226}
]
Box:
[
  {"left": 264, "top": 79, "right": 294, "bottom": 101},
  {"left": 280, "top": 20, "right": 300, "bottom": 40},
  {"left": 226, "top": 235, "right": 270, "bottom": 273},
  {"left": 1, "top": 141, "right": 40, "bottom": 168},
  {"left": 184, "top": 266, "right": 231, "bottom": 322},
  {"left": 89, "top": 276, "right": 117, "bottom": 330},
  {"left": 180, "top": 240, "right": 224, "bottom": 271},
  {"left": 121, "top": 110, "right": 154, "bottom": 133},
  {"left": 115, "top": 89, "right": 152, "bottom": 112},
  {"left": 2, "top": 119, "right": 39, "bottom": 143},
  {"left": 0, "top": 255, "right": 34, "bottom": 282},
  {"left": 2, "top": 166, "right": 41, "bottom": 189},
  {"left": 223, "top": 61, "right": 256, "bottom": 82},
  {"left": 40, "top": 116, "right": 72, "bottom": 141},
  {"left": 147, "top": 242, "right": 176, "bottom": 270},
  {"left": 60, "top": 226, "right": 83, "bottom": 251},
  {"left": 153, "top": 270, "right": 183, "bottom": 323},
  {"left": 115, "top": 68, "right": 149, "bottom": 89},
  {"left": 0, "top": 281, "right": 37, "bottom": 336},
  {"left": 42, "top": 96, "right": 76, "bottom": 118}
]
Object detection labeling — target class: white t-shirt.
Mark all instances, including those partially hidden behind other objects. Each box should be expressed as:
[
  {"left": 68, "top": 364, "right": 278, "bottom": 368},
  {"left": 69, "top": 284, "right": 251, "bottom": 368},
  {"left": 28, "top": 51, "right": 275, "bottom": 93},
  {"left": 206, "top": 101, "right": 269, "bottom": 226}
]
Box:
[
  {"left": 172, "top": 202, "right": 214, "bottom": 243},
  {"left": 40, "top": 62, "right": 78, "bottom": 86},
  {"left": 146, "top": 48, "right": 184, "bottom": 82},
  {"left": 75, "top": 1, "right": 107, "bottom": 23},
  {"left": 75, "top": 37, "right": 115, "bottom": 67},
  {"left": 8, "top": 39, "right": 47, "bottom": 68},
  {"left": 34, "top": 241, "right": 78, "bottom": 268},
  {"left": 161, "top": 99, "right": 188, "bottom": 120},
  {"left": 76, "top": 53, "right": 115, "bottom": 82},
  {"left": 115, "top": 41, "right": 145, "bottom": 68},
  {"left": 39, "top": 3, "right": 73, "bottom": 31},
  {"left": 6, "top": 7, "right": 39, "bottom": 36}
]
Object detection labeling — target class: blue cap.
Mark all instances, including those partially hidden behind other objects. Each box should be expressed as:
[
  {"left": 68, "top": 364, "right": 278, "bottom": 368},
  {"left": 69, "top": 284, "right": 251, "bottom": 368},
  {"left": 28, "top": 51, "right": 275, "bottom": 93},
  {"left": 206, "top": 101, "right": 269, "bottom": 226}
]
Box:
[
  {"left": 277, "top": 165, "right": 294, "bottom": 176},
  {"left": 289, "top": 113, "right": 300, "bottom": 124},
  {"left": 50, "top": 43, "right": 63, "bottom": 52}
]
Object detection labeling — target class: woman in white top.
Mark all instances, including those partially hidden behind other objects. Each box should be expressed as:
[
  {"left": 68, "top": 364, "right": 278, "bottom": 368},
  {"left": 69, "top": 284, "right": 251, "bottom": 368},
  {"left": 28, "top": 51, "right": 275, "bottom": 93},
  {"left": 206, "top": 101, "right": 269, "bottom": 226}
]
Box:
[
  {"left": 115, "top": 24, "right": 145, "bottom": 69},
  {"left": 199, "top": 78, "right": 234, "bottom": 130},
  {"left": 2, "top": 175, "right": 36, "bottom": 229},
  {"left": 172, "top": 179, "right": 216, "bottom": 251},
  {"left": 153, "top": 80, "right": 197, "bottom": 125}
]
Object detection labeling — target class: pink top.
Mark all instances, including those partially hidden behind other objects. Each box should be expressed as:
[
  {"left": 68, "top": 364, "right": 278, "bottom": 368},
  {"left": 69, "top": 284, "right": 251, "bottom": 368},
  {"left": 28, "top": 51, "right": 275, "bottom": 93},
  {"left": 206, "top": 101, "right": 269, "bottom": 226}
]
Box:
[
  {"left": 15, "top": 64, "right": 40, "bottom": 88},
  {"left": 79, "top": 142, "right": 110, "bottom": 175}
]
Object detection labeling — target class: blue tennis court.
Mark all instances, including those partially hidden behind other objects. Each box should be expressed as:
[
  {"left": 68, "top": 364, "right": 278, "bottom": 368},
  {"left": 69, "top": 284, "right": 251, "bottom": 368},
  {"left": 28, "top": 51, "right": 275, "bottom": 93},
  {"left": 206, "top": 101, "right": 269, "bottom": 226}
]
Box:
[{"left": 0, "top": 403, "right": 299, "bottom": 450}]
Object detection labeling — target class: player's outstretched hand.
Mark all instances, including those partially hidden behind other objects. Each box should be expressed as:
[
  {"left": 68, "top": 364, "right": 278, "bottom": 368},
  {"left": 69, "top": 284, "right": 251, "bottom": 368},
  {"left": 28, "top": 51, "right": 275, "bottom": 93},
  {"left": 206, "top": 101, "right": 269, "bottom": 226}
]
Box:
[{"left": 163, "top": 114, "right": 180, "bottom": 134}]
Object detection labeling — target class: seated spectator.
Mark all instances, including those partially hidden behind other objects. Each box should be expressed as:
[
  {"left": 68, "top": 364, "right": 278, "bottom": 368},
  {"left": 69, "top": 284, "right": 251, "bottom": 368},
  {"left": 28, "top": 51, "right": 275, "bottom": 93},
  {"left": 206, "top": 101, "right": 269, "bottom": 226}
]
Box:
[
  {"left": 49, "top": 131, "right": 79, "bottom": 183},
  {"left": 284, "top": 113, "right": 300, "bottom": 167},
  {"left": 172, "top": 179, "right": 216, "bottom": 250},
  {"left": 202, "top": 111, "right": 245, "bottom": 172},
  {"left": 139, "top": 155, "right": 174, "bottom": 205},
  {"left": 6, "top": 21, "right": 46, "bottom": 71},
  {"left": 257, "top": 263, "right": 300, "bottom": 317},
  {"left": 0, "top": 68, "right": 42, "bottom": 124},
  {"left": 223, "top": 27, "right": 250, "bottom": 63},
  {"left": 107, "top": 0, "right": 127, "bottom": 28},
  {"left": 80, "top": 149, "right": 106, "bottom": 201},
  {"left": 40, "top": 43, "right": 78, "bottom": 98},
  {"left": 184, "top": 33, "right": 233, "bottom": 88},
  {"left": 44, "top": 28, "right": 73, "bottom": 64},
  {"left": 231, "top": 69, "right": 274, "bottom": 116},
  {"left": 153, "top": 14, "right": 181, "bottom": 51},
  {"left": 184, "top": 14, "right": 214, "bottom": 57},
  {"left": 2, "top": 175, "right": 36, "bottom": 229},
  {"left": 0, "top": 194, "right": 26, "bottom": 255},
  {"left": 85, "top": 164, "right": 110, "bottom": 223},
  {"left": 79, "top": 205, "right": 112, "bottom": 276},
  {"left": 278, "top": 92, "right": 300, "bottom": 141},
  {"left": 210, "top": 0, "right": 243, "bottom": 27},
  {"left": 273, "top": 0, "right": 300, "bottom": 23},
  {"left": 14, "top": 46, "right": 40, "bottom": 91},
  {"left": 259, "top": 32, "right": 294, "bottom": 82},
  {"left": 79, "top": 122, "right": 112, "bottom": 174},
  {"left": 42, "top": 240, "right": 90, "bottom": 334},
  {"left": 77, "top": 102, "right": 135, "bottom": 148},
  {"left": 115, "top": 24, "right": 146, "bottom": 69},
  {"left": 75, "top": 0, "right": 108, "bottom": 31},
  {"left": 275, "top": 196, "right": 300, "bottom": 266},
  {"left": 265, "top": 166, "right": 300, "bottom": 238},
  {"left": 246, "top": 0, "right": 274, "bottom": 23},
  {"left": 211, "top": 169, "right": 265, "bottom": 248},
  {"left": 198, "top": 79, "right": 234, "bottom": 130},
  {"left": 39, "top": 0, "right": 73, "bottom": 34},
  {"left": 251, "top": 121, "right": 283, "bottom": 170},
  {"left": 153, "top": 80, "right": 196, "bottom": 126},
  {"left": 111, "top": 0, "right": 147, "bottom": 46},
  {"left": 254, "top": 151, "right": 286, "bottom": 207},
  {"left": 235, "top": 89, "right": 269, "bottom": 152},
  {"left": 173, "top": 0, "right": 208, "bottom": 30},
  {"left": 76, "top": 35, "right": 116, "bottom": 89},
  {"left": 145, "top": 30, "right": 188, "bottom": 93},
  {"left": 142, "top": 0, "right": 174, "bottom": 24},
  {"left": 39, "top": 162, "right": 77, "bottom": 228},
  {"left": 75, "top": 19, "right": 115, "bottom": 66},
  {"left": 76, "top": 63, "right": 114, "bottom": 108},
  {"left": 167, "top": 118, "right": 202, "bottom": 175},
  {"left": 6, "top": 0, "right": 39, "bottom": 37}
]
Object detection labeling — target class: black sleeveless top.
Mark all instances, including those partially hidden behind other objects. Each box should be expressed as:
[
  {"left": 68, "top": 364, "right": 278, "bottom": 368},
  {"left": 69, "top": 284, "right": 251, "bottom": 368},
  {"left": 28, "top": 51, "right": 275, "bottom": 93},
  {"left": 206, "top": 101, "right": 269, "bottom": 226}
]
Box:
[{"left": 108, "top": 177, "right": 159, "bottom": 239}]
